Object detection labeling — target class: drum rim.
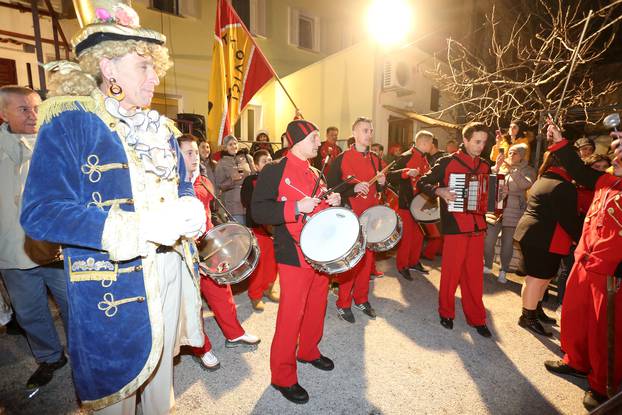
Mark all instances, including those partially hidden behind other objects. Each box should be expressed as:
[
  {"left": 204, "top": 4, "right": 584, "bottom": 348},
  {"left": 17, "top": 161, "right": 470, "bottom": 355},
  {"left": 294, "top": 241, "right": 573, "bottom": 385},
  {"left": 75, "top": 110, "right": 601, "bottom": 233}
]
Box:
[
  {"left": 300, "top": 206, "right": 361, "bottom": 264},
  {"left": 360, "top": 205, "right": 399, "bottom": 243},
  {"left": 200, "top": 222, "right": 256, "bottom": 277}
]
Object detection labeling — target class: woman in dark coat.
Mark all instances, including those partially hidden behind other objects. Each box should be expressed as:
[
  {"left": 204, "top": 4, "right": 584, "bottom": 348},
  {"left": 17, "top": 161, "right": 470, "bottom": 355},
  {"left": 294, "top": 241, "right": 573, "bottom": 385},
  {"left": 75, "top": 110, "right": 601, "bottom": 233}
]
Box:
[{"left": 514, "top": 152, "right": 582, "bottom": 336}]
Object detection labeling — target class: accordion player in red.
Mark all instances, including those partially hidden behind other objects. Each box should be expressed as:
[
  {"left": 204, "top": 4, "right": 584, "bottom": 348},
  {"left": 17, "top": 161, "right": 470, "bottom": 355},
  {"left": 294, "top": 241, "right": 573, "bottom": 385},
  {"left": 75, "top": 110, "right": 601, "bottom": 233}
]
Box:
[{"left": 447, "top": 173, "right": 506, "bottom": 215}]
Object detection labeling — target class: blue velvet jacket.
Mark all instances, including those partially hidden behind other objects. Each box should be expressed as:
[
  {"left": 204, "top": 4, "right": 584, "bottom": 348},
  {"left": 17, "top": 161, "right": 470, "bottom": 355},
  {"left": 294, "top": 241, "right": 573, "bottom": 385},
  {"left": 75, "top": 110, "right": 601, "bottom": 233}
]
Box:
[{"left": 20, "top": 91, "right": 202, "bottom": 409}]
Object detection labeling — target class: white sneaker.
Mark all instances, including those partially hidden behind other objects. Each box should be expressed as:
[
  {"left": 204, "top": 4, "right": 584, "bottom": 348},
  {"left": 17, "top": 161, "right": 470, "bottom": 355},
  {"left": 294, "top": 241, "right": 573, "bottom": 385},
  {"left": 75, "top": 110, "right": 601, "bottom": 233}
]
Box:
[
  {"left": 483, "top": 266, "right": 493, "bottom": 274},
  {"left": 200, "top": 350, "right": 220, "bottom": 371},
  {"left": 226, "top": 332, "right": 261, "bottom": 348},
  {"left": 497, "top": 270, "right": 507, "bottom": 284}
]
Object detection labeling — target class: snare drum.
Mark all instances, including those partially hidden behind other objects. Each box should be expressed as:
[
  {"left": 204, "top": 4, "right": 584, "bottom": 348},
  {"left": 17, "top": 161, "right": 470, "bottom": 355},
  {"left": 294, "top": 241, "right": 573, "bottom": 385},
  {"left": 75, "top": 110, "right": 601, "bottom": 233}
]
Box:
[
  {"left": 198, "top": 223, "right": 260, "bottom": 284},
  {"left": 360, "top": 205, "right": 403, "bottom": 252},
  {"left": 300, "top": 207, "right": 366, "bottom": 275}
]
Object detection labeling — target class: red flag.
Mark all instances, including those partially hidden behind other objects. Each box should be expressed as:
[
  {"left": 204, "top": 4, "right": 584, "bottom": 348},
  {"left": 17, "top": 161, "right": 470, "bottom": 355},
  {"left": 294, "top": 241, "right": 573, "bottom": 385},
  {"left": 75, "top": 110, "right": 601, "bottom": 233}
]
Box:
[{"left": 207, "top": 0, "right": 275, "bottom": 144}]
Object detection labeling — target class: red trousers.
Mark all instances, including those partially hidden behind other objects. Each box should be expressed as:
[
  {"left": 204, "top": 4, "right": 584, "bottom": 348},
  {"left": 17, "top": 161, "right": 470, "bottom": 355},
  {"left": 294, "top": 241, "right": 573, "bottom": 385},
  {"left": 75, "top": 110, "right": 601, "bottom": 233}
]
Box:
[
  {"left": 561, "top": 260, "right": 622, "bottom": 396},
  {"left": 247, "top": 230, "right": 278, "bottom": 300},
  {"left": 396, "top": 209, "right": 424, "bottom": 270},
  {"left": 271, "top": 264, "right": 329, "bottom": 386},
  {"left": 439, "top": 233, "right": 486, "bottom": 326},
  {"left": 335, "top": 249, "right": 373, "bottom": 308},
  {"left": 193, "top": 275, "right": 245, "bottom": 355},
  {"left": 422, "top": 236, "right": 443, "bottom": 260}
]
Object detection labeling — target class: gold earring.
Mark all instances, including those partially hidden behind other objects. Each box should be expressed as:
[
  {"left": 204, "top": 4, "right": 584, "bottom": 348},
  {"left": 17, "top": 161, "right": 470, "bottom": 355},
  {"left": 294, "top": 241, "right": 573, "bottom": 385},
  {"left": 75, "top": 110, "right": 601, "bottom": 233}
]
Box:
[{"left": 107, "top": 78, "right": 125, "bottom": 101}]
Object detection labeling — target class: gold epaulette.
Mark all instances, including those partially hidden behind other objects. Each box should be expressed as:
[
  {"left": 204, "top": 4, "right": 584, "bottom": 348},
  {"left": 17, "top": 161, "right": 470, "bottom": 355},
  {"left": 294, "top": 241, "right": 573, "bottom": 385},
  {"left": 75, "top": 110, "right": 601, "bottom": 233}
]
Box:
[{"left": 37, "top": 95, "right": 96, "bottom": 128}]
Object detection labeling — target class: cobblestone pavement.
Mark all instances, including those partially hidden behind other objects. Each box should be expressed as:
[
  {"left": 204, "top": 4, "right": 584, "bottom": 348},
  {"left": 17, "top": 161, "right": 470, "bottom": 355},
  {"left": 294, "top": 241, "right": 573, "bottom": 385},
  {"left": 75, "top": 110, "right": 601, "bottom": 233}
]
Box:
[{"left": 0, "top": 256, "right": 588, "bottom": 414}]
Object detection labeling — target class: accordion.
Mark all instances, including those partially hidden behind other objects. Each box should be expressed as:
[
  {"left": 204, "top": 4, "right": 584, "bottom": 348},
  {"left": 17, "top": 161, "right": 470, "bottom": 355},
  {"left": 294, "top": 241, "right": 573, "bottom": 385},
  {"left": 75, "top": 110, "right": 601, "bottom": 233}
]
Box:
[{"left": 447, "top": 173, "right": 505, "bottom": 215}]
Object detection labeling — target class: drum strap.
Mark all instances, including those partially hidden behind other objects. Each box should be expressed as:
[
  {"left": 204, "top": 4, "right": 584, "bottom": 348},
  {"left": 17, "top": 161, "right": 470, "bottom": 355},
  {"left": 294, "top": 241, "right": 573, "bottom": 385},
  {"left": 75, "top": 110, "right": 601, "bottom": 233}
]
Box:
[{"left": 451, "top": 154, "right": 483, "bottom": 175}]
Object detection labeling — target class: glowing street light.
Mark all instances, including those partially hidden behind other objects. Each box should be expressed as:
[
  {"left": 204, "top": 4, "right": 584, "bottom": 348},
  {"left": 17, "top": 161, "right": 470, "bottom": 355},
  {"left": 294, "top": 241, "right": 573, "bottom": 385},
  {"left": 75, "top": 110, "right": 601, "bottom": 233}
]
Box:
[{"left": 366, "top": 0, "right": 414, "bottom": 47}]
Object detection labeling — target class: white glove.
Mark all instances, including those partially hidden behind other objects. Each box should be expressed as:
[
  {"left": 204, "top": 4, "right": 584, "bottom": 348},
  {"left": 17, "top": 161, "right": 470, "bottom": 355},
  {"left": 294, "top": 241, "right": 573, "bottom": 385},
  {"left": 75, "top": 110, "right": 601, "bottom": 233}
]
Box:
[
  {"left": 140, "top": 204, "right": 183, "bottom": 246},
  {"left": 176, "top": 196, "right": 207, "bottom": 239}
]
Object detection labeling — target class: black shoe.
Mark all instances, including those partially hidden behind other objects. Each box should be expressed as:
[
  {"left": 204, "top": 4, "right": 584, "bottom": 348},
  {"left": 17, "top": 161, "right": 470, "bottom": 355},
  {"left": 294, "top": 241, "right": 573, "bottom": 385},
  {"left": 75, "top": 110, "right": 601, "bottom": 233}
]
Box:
[
  {"left": 440, "top": 317, "right": 453, "bottom": 330},
  {"left": 5, "top": 317, "right": 25, "bottom": 336},
  {"left": 518, "top": 314, "right": 552, "bottom": 337},
  {"left": 474, "top": 325, "right": 492, "bottom": 338},
  {"left": 271, "top": 383, "right": 309, "bottom": 404},
  {"left": 337, "top": 307, "right": 355, "bottom": 324},
  {"left": 536, "top": 302, "right": 556, "bottom": 324},
  {"left": 409, "top": 262, "right": 429, "bottom": 274},
  {"left": 353, "top": 301, "right": 377, "bottom": 319},
  {"left": 26, "top": 353, "right": 67, "bottom": 389},
  {"left": 583, "top": 389, "right": 608, "bottom": 411},
  {"left": 543, "top": 359, "right": 588, "bottom": 378},
  {"left": 398, "top": 268, "right": 413, "bottom": 281},
  {"left": 297, "top": 355, "right": 334, "bottom": 371}
]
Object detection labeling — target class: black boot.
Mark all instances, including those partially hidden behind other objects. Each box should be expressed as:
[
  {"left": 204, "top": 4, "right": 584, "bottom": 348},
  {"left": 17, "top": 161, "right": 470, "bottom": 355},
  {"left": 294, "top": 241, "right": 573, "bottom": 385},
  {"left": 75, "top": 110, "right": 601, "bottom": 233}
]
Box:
[
  {"left": 518, "top": 308, "right": 552, "bottom": 337},
  {"left": 536, "top": 301, "right": 556, "bottom": 324}
]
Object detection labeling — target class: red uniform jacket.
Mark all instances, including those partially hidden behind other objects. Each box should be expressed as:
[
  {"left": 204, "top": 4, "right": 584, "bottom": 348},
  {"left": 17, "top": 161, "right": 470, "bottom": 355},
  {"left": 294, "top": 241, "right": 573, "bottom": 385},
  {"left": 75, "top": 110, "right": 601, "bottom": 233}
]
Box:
[
  {"left": 251, "top": 153, "right": 330, "bottom": 268},
  {"left": 417, "top": 150, "right": 490, "bottom": 234},
  {"left": 193, "top": 175, "right": 214, "bottom": 232},
  {"left": 327, "top": 148, "right": 382, "bottom": 216},
  {"left": 551, "top": 140, "right": 622, "bottom": 275},
  {"left": 391, "top": 147, "right": 430, "bottom": 210}
]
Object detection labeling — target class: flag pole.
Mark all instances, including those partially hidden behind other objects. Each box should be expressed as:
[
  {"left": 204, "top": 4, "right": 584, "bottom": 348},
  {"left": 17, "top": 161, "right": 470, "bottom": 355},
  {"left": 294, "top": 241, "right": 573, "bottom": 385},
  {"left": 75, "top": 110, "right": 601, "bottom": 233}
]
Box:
[{"left": 223, "top": 2, "right": 302, "bottom": 117}]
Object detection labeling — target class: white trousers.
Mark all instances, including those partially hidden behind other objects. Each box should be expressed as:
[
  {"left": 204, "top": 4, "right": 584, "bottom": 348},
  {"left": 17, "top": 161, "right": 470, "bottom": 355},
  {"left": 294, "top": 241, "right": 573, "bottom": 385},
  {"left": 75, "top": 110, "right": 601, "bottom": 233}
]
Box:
[{"left": 95, "top": 252, "right": 183, "bottom": 415}]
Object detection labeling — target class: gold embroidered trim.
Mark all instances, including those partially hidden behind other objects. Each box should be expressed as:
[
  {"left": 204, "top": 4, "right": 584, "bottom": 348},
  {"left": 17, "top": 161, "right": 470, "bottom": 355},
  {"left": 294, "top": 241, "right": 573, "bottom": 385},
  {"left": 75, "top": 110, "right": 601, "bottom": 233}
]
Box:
[
  {"left": 97, "top": 293, "right": 145, "bottom": 318},
  {"left": 81, "top": 154, "right": 129, "bottom": 183},
  {"left": 68, "top": 256, "right": 117, "bottom": 283},
  {"left": 87, "top": 192, "right": 133, "bottom": 210},
  {"left": 37, "top": 95, "right": 96, "bottom": 127}
]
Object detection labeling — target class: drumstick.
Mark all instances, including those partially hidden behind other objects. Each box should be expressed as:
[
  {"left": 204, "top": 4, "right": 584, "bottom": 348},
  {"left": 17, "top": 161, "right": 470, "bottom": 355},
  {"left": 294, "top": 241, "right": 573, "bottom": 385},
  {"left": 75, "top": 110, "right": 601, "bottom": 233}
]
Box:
[
  {"left": 318, "top": 175, "right": 355, "bottom": 199},
  {"left": 284, "top": 178, "right": 309, "bottom": 198},
  {"left": 303, "top": 155, "right": 331, "bottom": 222},
  {"left": 368, "top": 160, "right": 396, "bottom": 186}
]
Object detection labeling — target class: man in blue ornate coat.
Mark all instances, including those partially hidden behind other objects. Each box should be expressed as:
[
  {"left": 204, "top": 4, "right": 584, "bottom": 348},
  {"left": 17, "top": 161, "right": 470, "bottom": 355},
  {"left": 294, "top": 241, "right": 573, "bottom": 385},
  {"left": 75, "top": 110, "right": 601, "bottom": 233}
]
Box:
[{"left": 20, "top": 1, "right": 205, "bottom": 413}]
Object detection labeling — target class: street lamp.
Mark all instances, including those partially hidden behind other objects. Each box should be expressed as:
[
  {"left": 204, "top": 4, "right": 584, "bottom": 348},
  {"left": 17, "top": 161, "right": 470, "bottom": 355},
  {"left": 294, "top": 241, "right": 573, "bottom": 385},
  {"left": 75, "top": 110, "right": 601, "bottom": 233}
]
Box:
[{"left": 366, "top": 0, "right": 413, "bottom": 47}]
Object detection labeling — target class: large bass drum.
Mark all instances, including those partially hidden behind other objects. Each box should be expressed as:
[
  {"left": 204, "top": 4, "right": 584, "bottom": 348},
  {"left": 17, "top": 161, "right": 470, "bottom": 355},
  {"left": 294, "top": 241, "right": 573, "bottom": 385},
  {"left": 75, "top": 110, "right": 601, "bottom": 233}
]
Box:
[
  {"left": 198, "top": 223, "right": 260, "bottom": 284},
  {"left": 300, "top": 207, "right": 365, "bottom": 275},
  {"left": 360, "top": 205, "right": 402, "bottom": 252}
]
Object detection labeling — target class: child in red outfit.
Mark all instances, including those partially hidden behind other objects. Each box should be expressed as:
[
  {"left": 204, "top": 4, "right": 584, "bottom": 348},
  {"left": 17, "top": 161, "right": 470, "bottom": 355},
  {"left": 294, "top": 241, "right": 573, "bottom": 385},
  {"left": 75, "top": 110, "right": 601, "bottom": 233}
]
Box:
[{"left": 178, "top": 134, "right": 260, "bottom": 371}]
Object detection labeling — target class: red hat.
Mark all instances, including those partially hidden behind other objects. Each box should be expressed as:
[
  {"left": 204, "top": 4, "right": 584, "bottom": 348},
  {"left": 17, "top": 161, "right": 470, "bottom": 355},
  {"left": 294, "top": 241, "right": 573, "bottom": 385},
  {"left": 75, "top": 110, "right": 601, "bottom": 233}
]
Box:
[{"left": 285, "top": 120, "right": 318, "bottom": 147}]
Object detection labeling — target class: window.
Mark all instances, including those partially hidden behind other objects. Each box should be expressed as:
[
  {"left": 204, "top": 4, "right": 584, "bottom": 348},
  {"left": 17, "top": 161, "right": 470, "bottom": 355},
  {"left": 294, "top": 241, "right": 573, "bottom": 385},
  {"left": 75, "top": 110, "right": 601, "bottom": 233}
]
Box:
[
  {"left": 234, "top": 105, "right": 263, "bottom": 143},
  {"left": 151, "top": 0, "right": 179, "bottom": 15},
  {"left": 289, "top": 8, "right": 320, "bottom": 52},
  {"left": 430, "top": 87, "right": 440, "bottom": 112},
  {"left": 232, "top": 0, "right": 267, "bottom": 37}
]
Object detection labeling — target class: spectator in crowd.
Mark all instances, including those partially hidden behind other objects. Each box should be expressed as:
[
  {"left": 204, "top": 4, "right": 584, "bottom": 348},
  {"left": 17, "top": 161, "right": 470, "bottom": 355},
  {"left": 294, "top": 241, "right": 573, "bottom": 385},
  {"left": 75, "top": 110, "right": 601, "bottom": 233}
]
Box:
[
  {"left": 346, "top": 136, "right": 355, "bottom": 148},
  {"left": 241, "top": 149, "right": 279, "bottom": 311},
  {"left": 574, "top": 137, "right": 596, "bottom": 160},
  {"left": 0, "top": 85, "right": 68, "bottom": 390},
  {"left": 491, "top": 121, "right": 531, "bottom": 163},
  {"left": 445, "top": 139, "right": 459, "bottom": 153},
  {"left": 274, "top": 132, "right": 289, "bottom": 159},
  {"left": 514, "top": 152, "right": 581, "bottom": 337},
  {"left": 427, "top": 137, "right": 447, "bottom": 166},
  {"left": 215, "top": 135, "right": 255, "bottom": 225},
  {"left": 489, "top": 131, "right": 512, "bottom": 163},
  {"left": 198, "top": 137, "right": 217, "bottom": 185},
  {"left": 484, "top": 143, "right": 536, "bottom": 283},
  {"left": 178, "top": 134, "right": 260, "bottom": 371},
  {"left": 371, "top": 143, "right": 385, "bottom": 160},
  {"left": 251, "top": 130, "right": 275, "bottom": 158}
]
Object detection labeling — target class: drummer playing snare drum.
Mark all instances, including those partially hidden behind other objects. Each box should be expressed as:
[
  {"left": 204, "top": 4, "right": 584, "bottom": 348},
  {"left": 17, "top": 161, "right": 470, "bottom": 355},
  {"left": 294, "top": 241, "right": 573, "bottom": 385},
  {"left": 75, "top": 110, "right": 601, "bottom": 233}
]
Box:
[
  {"left": 177, "top": 134, "right": 260, "bottom": 372},
  {"left": 388, "top": 131, "right": 434, "bottom": 281},
  {"left": 251, "top": 119, "right": 341, "bottom": 405}
]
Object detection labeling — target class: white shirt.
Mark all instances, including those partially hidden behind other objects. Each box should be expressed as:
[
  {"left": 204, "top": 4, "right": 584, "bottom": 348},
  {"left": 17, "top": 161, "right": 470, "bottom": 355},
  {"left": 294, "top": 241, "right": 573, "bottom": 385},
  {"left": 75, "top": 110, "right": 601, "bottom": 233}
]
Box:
[{"left": 0, "top": 123, "right": 38, "bottom": 269}]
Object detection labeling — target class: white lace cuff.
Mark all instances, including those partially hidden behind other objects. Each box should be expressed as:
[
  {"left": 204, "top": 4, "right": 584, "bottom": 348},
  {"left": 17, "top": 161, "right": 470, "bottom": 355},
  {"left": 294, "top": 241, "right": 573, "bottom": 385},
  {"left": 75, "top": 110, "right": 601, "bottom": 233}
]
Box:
[{"left": 102, "top": 205, "right": 144, "bottom": 261}]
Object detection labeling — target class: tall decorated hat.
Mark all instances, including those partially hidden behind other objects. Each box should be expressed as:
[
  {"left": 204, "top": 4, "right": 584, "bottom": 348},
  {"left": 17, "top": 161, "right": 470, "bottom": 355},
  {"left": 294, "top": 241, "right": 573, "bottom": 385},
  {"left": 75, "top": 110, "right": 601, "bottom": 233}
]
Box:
[{"left": 71, "top": 0, "right": 165, "bottom": 56}]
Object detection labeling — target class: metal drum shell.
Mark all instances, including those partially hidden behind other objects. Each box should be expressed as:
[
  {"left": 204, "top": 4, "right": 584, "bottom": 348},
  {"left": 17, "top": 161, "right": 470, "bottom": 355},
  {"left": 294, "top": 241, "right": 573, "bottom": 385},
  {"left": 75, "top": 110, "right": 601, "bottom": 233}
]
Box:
[
  {"left": 198, "top": 223, "right": 260, "bottom": 285},
  {"left": 360, "top": 205, "right": 403, "bottom": 252}
]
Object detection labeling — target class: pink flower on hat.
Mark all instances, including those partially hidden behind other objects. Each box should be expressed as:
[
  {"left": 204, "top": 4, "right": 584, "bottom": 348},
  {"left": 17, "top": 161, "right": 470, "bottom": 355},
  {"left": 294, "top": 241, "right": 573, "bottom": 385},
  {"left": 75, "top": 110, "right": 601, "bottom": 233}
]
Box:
[
  {"left": 113, "top": 4, "right": 139, "bottom": 27},
  {"left": 95, "top": 8, "right": 111, "bottom": 20}
]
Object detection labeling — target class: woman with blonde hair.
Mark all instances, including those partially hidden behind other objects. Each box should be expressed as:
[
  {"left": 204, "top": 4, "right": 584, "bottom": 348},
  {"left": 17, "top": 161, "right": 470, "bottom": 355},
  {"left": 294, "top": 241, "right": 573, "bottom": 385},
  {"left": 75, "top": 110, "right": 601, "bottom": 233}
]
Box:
[{"left": 21, "top": 1, "right": 205, "bottom": 413}]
